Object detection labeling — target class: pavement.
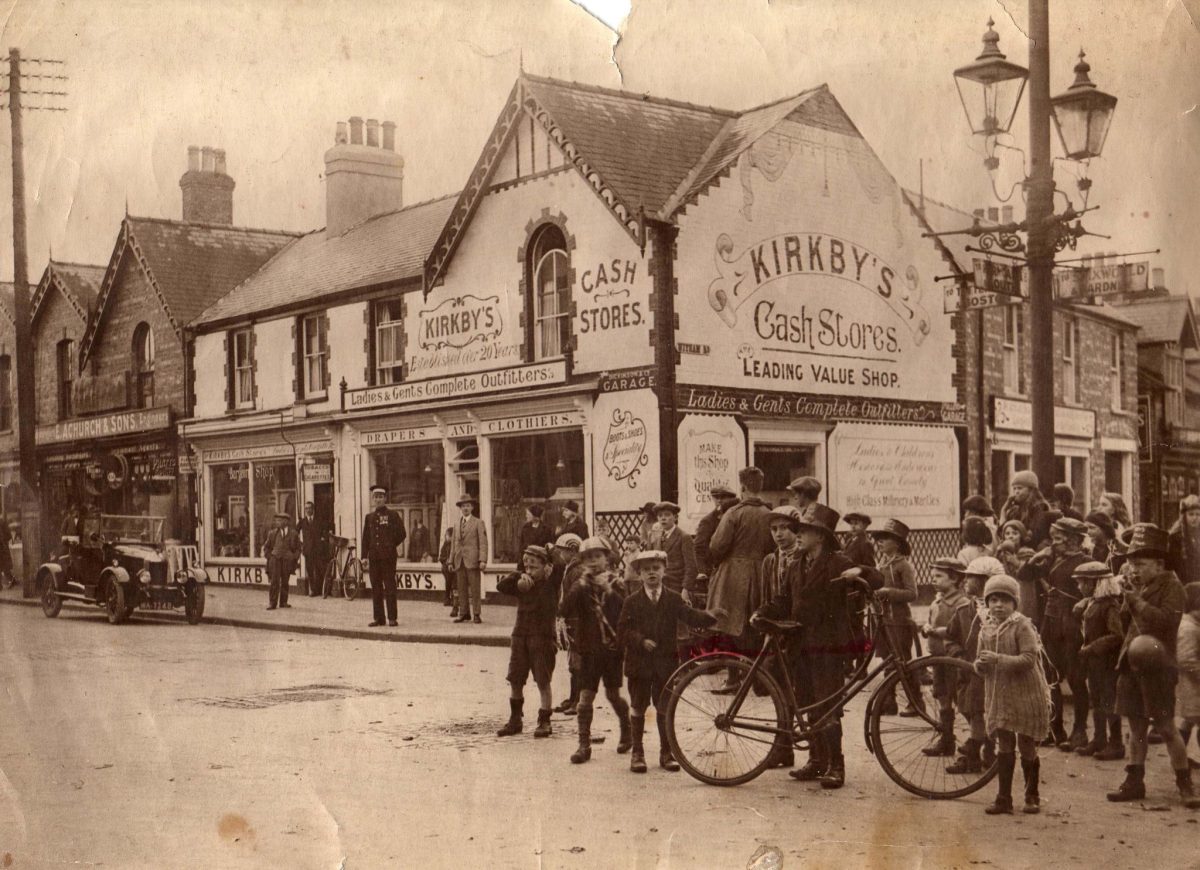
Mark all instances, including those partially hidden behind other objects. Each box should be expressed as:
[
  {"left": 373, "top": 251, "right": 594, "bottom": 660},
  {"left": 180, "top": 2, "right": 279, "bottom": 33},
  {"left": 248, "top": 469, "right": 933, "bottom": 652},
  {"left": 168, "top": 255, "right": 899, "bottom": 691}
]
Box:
[{"left": 0, "top": 582, "right": 516, "bottom": 647}]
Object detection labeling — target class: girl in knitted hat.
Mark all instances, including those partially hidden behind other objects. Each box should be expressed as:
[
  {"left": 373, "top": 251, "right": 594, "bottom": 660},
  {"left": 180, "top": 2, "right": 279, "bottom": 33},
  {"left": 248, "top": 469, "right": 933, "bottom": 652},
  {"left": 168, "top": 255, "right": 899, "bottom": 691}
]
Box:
[{"left": 975, "top": 574, "right": 1051, "bottom": 815}]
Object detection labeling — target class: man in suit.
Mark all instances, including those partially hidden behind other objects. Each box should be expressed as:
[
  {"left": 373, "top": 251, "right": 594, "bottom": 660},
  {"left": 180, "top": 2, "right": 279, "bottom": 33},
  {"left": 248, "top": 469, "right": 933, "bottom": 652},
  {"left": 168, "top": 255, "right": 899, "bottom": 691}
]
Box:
[
  {"left": 298, "top": 501, "right": 331, "bottom": 597},
  {"left": 450, "top": 494, "right": 488, "bottom": 624},
  {"left": 362, "top": 486, "right": 405, "bottom": 627},
  {"left": 263, "top": 512, "right": 301, "bottom": 611}
]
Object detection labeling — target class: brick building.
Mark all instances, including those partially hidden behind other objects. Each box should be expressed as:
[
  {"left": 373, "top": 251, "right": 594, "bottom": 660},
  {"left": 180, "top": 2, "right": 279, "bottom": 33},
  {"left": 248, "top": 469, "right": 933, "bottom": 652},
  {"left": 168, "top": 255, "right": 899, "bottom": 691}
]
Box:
[
  {"left": 0, "top": 284, "right": 19, "bottom": 567},
  {"left": 29, "top": 147, "right": 296, "bottom": 555},
  {"left": 913, "top": 195, "right": 1141, "bottom": 517}
]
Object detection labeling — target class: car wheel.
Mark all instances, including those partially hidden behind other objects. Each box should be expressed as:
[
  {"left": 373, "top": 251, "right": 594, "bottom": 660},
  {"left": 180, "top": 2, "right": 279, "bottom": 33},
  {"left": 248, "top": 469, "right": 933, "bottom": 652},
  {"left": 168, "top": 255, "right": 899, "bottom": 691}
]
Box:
[
  {"left": 106, "top": 582, "right": 127, "bottom": 625},
  {"left": 185, "top": 584, "right": 206, "bottom": 625},
  {"left": 40, "top": 575, "right": 62, "bottom": 618}
]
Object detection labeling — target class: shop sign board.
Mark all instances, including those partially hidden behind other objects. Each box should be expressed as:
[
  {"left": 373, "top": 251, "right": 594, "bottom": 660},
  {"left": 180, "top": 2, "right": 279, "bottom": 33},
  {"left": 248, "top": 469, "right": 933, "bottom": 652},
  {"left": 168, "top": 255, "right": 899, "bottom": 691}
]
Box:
[
  {"left": 828, "top": 422, "right": 960, "bottom": 530},
  {"left": 361, "top": 426, "right": 435, "bottom": 447},
  {"left": 599, "top": 365, "right": 656, "bottom": 393},
  {"left": 677, "top": 413, "right": 745, "bottom": 528},
  {"left": 202, "top": 440, "right": 333, "bottom": 464},
  {"left": 35, "top": 406, "right": 171, "bottom": 447},
  {"left": 302, "top": 462, "right": 333, "bottom": 483},
  {"left": 971, "top": 259, "right": 1025, "bottom": 298},
  {"left": 345, "top": 360, "right": 566, "bottom": 412},
  {"left": 1054, "top": 261, "right": 1150, "bottom": 299},
  {"left": 593, "top": 389, "right": 660, "bottom": 510},
  {"left": 678, "top": 384, "right": 966, "bottom": 427},
  {"left": 479, "top": 410, "right": 583, "bottom": 436},
  {"left": 991, "top": 397, "right": 1095, "bottom": 439}
]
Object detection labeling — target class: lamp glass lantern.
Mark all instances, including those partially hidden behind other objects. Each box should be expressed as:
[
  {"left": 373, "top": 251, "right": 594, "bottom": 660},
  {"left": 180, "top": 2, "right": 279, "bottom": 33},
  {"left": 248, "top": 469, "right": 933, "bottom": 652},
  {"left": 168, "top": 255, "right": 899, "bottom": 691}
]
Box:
[
  {"left": 953, "top": 19, "right": 1029, "bottom": 137},
  {"left": 1051, "top": 51, "right": 1118, "bottom": 160}
]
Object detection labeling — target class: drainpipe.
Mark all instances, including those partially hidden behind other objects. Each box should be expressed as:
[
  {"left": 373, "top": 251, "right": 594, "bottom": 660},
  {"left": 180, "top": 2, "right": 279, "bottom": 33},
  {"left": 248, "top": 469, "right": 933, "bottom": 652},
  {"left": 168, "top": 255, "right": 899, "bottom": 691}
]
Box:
[{"left": 647, "top": 219, "right": 679, "bottom": 502}]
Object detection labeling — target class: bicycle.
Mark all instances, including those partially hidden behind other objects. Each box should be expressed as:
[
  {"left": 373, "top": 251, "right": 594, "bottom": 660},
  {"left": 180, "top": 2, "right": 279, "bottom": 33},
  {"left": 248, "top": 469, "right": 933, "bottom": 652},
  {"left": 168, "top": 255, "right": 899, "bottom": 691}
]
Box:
[
  {"left": 664, "top": 577, "right": 997, "bottom": 799},
  {"left": 322, "top": 535, "right": 364, "bottom": 600}
]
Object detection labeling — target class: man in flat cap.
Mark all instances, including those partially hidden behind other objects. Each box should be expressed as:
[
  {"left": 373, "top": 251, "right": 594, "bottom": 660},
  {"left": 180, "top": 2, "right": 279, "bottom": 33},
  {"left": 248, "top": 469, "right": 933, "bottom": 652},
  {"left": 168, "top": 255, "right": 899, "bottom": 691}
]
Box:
[
  {"left": 788, "top": 476, "right": 823, "bottom": 512},
  {"left": 263, "top": 511, "right": 301, "bottom": 610},
  {"left": 362, "top": 486, "right": 405, "bottom": 627},
  {"left": 695, "top": 484, "right": 739, "bottom": 591}
]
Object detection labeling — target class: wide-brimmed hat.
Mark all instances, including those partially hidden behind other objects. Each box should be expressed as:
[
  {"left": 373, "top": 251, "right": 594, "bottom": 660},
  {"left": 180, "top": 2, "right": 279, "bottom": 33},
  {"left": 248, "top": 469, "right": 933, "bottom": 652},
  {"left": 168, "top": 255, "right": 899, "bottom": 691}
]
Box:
[
  {"left": 629, "top": 549, "right": 668, "bottom": 567},
  {"left": 982, "top": 574, "right": 1020, "bottom": 604},
  {"left": 842, "top": 511, "right": 872, "bottom": 525},
  {"left": 962, "top": 494, "right": 995, "bottom": 517},
  {"left": 455, "top": 494, "right": 478, "bottom": 507},
  {"left": 795, "top": 503, "right": 842, "bottom": 550},
  {"left": 930, "top": 557, "right": 967, "bottom": 575},
  {"left": 965, "top": 555, "right": 1005, "bottom": 578},
  {"left": 1124, "top": 523, "right": 1169, "bottom": 559},
  {"left": 553, "top": 533, "right": 583, "bottom": 551},
  {"left": 871, "top": 518, "right": 911, "bottom": 555},
  {"left": 522, "top": 545, "right": 550, "bottom": 563},
  {"left": 578, "top": 536, "right": 612, "bottom": 556},
  {"left": 787, "top": 475, "right": 822, "bottom": 496},
  {"left": 709, "top": 484, "right": 736, "bottom": 499},
  {"left": 767, "top": 505, "right": 802, "bottom": 531},
  {"left": 1051, "top": 516, "right": 1089, "bottom": 539},
  {"left": 653, "top": 501, "right": 681, "bottom": 516}
]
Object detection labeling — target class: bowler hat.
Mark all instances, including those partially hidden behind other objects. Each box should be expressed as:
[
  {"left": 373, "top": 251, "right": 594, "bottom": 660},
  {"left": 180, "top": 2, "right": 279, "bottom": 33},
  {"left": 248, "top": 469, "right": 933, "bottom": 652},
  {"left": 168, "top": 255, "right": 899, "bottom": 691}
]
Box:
[
  {"left": 630, "top": 549, "right": 668, "bottom": 566},
  {"left": 1124, "top": 523, "right": 1169, "bottom": 559},
  {"left": 795, "top": 503, "right": 842, "bottom": 550},
  {"left": 455, "top": 494, "right": 478, "bottom": 507},
  {"left": 871, "top": 518, "right": 912, "bottom": 556},
  {"left": 787, "top": 475, "right": 822, "bottom": 496},
  {"left": 768, "top": 504, "right": 802, "bottom": 531},
  {"left": 522, "top": 545, "right": 550, "bottom": 563},
  {"left": 962, "top": 494, "right": 995, "bottom": 517},
  {"left": 709, "top": 484, "right": 736, "bottom": 499},
  {"left": 274, "top": 512, "right": 292, "bottom": 521},
  {"left": 653, "top": 501, "right": 682, "bottom": 516},
  {"left": 842, "top": 511, "right": 871, "bottom": 526}
]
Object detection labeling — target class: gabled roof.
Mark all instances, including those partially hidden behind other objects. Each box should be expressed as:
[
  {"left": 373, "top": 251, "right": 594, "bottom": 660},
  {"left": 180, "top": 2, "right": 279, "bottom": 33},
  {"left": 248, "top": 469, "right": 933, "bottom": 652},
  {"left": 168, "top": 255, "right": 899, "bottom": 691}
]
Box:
[
  {"left": 80, "top": 217, "right": 299, "bottom": 361},
  {"left": 901, "top": 191, "right": 980, "bottom": 278},
  {"left": 30, "top": 260, "right": 105, "bottom": 327},
  {"left": 423, "top": 73, "right": 859, "bottom": 293},
  {"left": 1113, "top": 296, "right": 1199, "bottom": 348},
  {"left": 194, "top": 194, "right": 457, "bottom": 328}
]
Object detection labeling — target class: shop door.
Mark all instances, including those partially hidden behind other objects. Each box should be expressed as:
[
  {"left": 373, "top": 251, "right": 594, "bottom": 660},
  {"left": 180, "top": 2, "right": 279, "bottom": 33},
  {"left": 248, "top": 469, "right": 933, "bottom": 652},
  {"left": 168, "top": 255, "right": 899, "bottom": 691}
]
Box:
[
  {"left": 752, "top": 442, "right": 819, "bottom": 509},
  {"left": 313, "top": 482, "right": 334, "bottom": 531},
  {"left": 448, "top": 440, "right": 480, "bottom": 502}
]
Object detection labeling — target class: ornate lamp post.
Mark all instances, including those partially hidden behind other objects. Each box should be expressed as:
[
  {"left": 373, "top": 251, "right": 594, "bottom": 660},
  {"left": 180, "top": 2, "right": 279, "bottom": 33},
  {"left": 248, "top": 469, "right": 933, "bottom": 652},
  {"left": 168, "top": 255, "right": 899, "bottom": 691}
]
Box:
[{"left": 948, "top": 2, "right": 1117, "bottom": 493}]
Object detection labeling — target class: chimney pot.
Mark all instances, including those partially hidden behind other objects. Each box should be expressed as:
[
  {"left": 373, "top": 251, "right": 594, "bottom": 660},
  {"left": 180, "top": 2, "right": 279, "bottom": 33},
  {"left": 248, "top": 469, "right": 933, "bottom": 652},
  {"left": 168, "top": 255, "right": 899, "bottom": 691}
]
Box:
[
  {"left": 201, "top": 146, "right": 215, "bottom": 172},
  {"left": 180, "top": 146, "right": 235, "bottom": 225},
  {"left": 1152, "top": 267, "right": 1165, "bottom": 289},
  {"left": 382, "top": 121, "right": 396, "bottom": 151},
  {"left": 214, "top": 148, "right": 227, "bottom": 175},
  {"left": 187, "top": 145, "right": 201, "bottom": 172},
  {"left": 335, "top": 121, "right": 348, "bottom": 145},
  {"left": 366, "top": 118, "right": 380, "bottom": 147},
  {"left": 349, "top": 116, "right": 364, "bottom": 145}
]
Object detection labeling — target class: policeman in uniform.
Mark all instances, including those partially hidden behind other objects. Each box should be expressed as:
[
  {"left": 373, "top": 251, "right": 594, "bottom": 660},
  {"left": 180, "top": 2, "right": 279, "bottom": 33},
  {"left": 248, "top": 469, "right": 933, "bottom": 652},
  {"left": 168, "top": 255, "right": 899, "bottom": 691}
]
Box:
[{"left": 362, "top": 485, "right": 406, "bottom": 627}]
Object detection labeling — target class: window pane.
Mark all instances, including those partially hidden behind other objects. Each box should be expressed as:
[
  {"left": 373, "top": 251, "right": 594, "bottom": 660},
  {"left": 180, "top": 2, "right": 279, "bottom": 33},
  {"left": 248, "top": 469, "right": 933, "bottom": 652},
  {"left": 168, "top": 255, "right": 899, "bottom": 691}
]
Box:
[
  {"left": 753, "top": 443, "right": 816, "bottom": 508},
  {"left": 211, "top": 462, "right": 250, "bottom": 557},
  {"left": 532, "top": 245, "right": 569, "bottom": 360},
  {"left": 370, "top": 443, "right": 446, "bottom": 563},
  {"left": 252, "top": 460, "right": 296, "bottom": 557},
  {"left": 490, "top": 430, "right": 584, "bottom": 563}
]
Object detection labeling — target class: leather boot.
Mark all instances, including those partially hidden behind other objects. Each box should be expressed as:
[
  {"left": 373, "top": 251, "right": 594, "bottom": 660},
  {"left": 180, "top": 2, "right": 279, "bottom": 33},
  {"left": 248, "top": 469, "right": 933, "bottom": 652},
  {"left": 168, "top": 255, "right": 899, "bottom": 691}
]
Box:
[
  {"left": 657, "top": 714, "right": 680, "bottom": 771},
  {"left": 922, "top": 710, "right": 957, "bottom": 756},
  {"left": 1077, "top": 710, "right": 1106, "bottom": 756},
  {"left": 982, "top": 738, "right": 996, "bottom": 767},
  {"left": 1096, "top": 717, "right": 1125, "bottom": 760},
  {"left": 570, "top": 707, "right": 593, "bottom": 764},
  {"left": 819, "top": 726, "right": 845, "bottom": 789},
  {"left": 1176, "top": 768, "right": 1200, "bottom": 809},
  {"left": 790, "top": 733, "right": 827, "bottom": 781},
  {"left": 533, "top": 708, "right": 553, "bottom": 739},
  {"left": 614, "top": 699, "right": 633, "bottom": 754},
  {"left": 630, "top": 714, "right": 647, "bottom": 773},
  {"left": 985, "top": 752, "right": 1016, "bottom": 814},
  {"left": 946, "top": 738, "right": 983, "bottom": 774},
  {"left": 1106, "top": 764, "right": 1146, "bottom": 801},
  {"left": 1021, "top": 757, "right": 1041, "bottom": 814},
  {"left": 496, "top": 698, "right": 523, "bottom": 737}
]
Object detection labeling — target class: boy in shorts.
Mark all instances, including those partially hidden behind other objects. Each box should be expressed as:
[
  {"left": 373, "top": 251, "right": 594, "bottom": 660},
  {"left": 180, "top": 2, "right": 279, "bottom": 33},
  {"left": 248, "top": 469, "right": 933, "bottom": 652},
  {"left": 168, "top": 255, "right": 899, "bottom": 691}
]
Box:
[{"left": 495, "top": 545, "right": 560, "bottom": 738}]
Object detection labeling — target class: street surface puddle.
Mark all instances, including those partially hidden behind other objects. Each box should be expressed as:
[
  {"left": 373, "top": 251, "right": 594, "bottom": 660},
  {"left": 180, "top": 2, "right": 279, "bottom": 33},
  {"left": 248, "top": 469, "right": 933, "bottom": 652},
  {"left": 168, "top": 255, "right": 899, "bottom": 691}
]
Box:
[{"left": 188, "top": 683, "right": 389, "bottom": 709}]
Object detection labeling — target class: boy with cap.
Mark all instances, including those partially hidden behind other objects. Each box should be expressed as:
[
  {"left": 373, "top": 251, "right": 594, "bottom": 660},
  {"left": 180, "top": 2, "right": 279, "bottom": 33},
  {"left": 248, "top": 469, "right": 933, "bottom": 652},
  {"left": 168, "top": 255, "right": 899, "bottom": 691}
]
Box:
[
  {"left": 841, "top": 512, "right": 875, "bottom": 569},
  {"left": 495, "top": 545, "right": 561, "bottom": 738},
  {"left": 557, "top": 536, "right": 632, "bottom": 763},
  {"left": 362, "top": 487, "right": 405, "bottom": 626},
  {"left": 618, "top": 550, "right": 721, "bottom": 772},
  {"left": 787, "top": 476, "right": 822, "bottom": 512},
  {"left": 263, "top": 512, "right": 301, "bottom": 611},
  {"left": 1106, "top": 524, "right": 1199, "bottom": 808},
  {"left": 550, "top": 533, "right": 584, "bottom": 715},
  {"left": 919, "top": 557, "right": 971, "bottom": 757},
  {"left": 1071, "top": 561, "right": 1125, "bottom": 759},
  {"left": 648, "top": 502, "right": 697, "bottom": 598}
]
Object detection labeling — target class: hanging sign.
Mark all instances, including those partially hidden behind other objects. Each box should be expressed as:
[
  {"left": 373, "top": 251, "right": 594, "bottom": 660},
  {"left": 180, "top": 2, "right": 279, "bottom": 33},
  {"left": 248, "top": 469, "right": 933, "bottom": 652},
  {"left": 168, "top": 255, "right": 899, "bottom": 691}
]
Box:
[{"left": 1054, "top": 261, "right": 1150, "bottom": 299}]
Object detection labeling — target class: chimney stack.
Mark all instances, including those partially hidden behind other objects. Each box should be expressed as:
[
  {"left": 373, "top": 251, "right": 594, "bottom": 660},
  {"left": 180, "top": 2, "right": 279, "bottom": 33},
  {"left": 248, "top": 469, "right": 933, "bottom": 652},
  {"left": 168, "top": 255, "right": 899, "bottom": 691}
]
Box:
[
  {"left": 324, "top": 115, "right": 404, "bottom": 238},
  {"left": 179, "top": 144, "right": 235, "bottom": 225}
]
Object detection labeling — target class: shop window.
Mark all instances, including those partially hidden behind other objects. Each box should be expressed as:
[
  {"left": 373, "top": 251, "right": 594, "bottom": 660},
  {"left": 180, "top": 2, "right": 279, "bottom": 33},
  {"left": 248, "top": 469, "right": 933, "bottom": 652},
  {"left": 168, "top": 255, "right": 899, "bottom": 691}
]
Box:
[
  {"left": 370, "top": 442, "right": 446, "bottom": 562},
  {"left": 1104, "top": 451, "right": 1129, "bottom": 501},
  {"left": 0, "top": 354, "right": 10, "bottom": 430},
  {"left": 56, "top": 338, "right": 74, "bottom": 419},
  {"left": 373, "top": 299, "right": 404, "bottom": 385},
  {"left": 1062, "top": 316, "right": 1078, "bottom": 405},
  {"left": 300, "top": 313, "right": 328, "bottom": 399},
  {"left": 1002, "top": 307, "right": 1025, "bottom": 396},
  {"left": 490, "top": 429, "right": 584, "bottom": 563},
  {"left": 208, "top": 459, "right": 296, "bottom": 559},
  {"left": 1110, "top": 333, "right": 1125, "bottom": 411},
  {"left": 230, "top": 328, "right": 254, "bottom": 409},
  {"left": 753, "top": 443, "right": 818, "bottom": 508},
  {"left": 131, "top": 322, "right": 155, "bottom": 409},
  {"left": 527, "top": 224, "right": 571, "bottom": 361}
]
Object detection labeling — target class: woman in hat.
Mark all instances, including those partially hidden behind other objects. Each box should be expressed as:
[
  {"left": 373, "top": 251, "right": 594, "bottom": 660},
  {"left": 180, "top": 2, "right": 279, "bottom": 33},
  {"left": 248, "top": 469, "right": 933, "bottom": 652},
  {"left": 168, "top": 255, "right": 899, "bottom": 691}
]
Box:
[
  {"left": 556, "top": 500, "right": 589, "bottom": 541},
  {"left": 840, "top": 512, "right": 875, "bottom": 569},
  {"left": 863, "top": 519, "right": 919, "bottom": 715},
  {"left": 999, "top": 471, "right": 1052, "bottom": 549},
  {"left": 1168, "top": 494, "right": 1200, "bottom": 586}
]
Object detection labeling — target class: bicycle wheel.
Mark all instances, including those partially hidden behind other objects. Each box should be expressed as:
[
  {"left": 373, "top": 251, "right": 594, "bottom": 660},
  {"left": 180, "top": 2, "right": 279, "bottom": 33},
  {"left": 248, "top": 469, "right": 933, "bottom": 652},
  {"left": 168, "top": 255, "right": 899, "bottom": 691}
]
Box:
[
  {"left": 869, "top": 655, "right": 998, "bottom": 799},
  {"left": 343, "top": 557, "right": 361, "bottom": 601},
  {"left": 664, "top": 654, "right": 790, "bottom": 787}
]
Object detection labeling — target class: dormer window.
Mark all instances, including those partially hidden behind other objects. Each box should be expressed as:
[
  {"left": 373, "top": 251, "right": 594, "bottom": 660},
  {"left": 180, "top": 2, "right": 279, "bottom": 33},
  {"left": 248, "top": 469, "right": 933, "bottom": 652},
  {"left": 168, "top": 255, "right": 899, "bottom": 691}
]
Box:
[{"left": 527, "top": 224, "right": 571, "bottom": 361}]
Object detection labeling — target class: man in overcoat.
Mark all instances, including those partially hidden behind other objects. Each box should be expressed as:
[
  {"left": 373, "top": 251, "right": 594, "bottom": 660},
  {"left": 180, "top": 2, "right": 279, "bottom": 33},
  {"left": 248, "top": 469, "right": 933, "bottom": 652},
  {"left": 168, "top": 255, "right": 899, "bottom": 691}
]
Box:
[
  {"left": 693, "top": 484, "right": 737, "bottom": 597},
  {"left": 707, "top": 467, "right": 773, "bottom": 648}
]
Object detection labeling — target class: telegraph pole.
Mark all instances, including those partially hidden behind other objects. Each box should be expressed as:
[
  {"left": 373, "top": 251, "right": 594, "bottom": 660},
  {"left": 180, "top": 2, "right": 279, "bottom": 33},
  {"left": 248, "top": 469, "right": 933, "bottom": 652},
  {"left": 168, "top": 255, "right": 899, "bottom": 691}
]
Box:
[{"left": 4, "top": 48, "right": 66, "bottom": 595}]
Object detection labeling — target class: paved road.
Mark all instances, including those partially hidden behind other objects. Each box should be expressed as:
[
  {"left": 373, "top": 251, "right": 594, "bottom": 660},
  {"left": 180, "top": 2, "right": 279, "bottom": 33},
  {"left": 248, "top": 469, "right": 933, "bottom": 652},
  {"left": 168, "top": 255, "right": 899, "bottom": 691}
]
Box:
[{"left": 1, "top": 605, "right": 1197, "bottom": 869}]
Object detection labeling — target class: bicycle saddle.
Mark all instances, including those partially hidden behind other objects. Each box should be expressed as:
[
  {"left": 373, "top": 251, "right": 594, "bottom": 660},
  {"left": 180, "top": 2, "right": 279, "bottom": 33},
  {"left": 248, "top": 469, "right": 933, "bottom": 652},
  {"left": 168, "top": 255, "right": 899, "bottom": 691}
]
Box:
[{"left": 752, "top": 617, "right": 803, "bottom": 633}]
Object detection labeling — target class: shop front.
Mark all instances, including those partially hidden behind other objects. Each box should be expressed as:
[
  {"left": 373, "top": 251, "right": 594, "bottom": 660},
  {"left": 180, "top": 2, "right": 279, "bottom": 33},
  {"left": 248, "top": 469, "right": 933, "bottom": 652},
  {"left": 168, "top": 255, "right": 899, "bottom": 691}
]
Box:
[{"left": 34, "top": 405, "right": 187, "bottom": 557}]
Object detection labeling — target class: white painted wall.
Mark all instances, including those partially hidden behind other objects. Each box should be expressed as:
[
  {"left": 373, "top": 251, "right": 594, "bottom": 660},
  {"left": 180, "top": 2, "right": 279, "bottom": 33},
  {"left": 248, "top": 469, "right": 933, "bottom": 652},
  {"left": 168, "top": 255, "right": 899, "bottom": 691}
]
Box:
[{"left": 193, "top": 331, "right": 228, "bottom": 418}]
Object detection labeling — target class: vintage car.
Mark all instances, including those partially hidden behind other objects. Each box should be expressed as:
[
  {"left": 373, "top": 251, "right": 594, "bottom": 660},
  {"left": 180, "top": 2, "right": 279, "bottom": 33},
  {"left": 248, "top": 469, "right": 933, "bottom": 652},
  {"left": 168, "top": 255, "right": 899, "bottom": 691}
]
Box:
[{"left": 38, "top": 513, "right": 208, "bottom": 625}]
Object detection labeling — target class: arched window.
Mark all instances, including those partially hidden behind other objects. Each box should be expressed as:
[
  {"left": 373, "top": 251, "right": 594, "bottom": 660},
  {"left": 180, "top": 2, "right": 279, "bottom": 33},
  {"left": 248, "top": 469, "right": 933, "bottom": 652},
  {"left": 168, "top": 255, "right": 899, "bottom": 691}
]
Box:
[
  {"left": 527, "top": 225, "right": 571, "bottom": 361},
  {"left": 132, "top": 322, "right": 155, "bottom": 408},
  {"left": 56, "top": 338, "right": 74, "bottom": 419}
]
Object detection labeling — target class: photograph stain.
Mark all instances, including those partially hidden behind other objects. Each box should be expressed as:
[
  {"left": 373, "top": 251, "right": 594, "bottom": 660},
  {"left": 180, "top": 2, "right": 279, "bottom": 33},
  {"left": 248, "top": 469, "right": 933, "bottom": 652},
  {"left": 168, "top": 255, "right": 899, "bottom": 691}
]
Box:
[{"left": 217, "top": 813, "right": 257, "bottom": 847}]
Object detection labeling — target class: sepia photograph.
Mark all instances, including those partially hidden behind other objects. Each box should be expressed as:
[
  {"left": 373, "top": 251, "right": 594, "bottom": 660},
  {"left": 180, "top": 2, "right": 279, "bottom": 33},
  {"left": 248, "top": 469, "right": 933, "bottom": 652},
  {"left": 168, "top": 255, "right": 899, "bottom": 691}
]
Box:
[{"left": 0, "top": 0, "right": 1198, "bottom": 866}]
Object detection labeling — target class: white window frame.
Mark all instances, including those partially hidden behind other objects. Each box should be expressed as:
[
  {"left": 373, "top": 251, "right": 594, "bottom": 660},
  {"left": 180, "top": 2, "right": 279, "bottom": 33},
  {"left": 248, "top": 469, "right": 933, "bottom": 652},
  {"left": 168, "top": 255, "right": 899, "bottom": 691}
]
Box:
[
  {"left": 1062, "top": 315, "right": 1078, "bottom": 405},
  {"left": 1110, "top": 333, "right": 1124, "bottom": 411},
  {"left": 532, "top": 238, "right": 570, "bottom": 361},
  {"left": 374, "top": 299, "right": 404, "bottom": 385},
  {"left": 1002, "top": 306, "right": 1024, "bottom": 396},
  {"left": 301, "top": 314, "right": 327, "bottom": 398},
  {"left": 233, "top": 329, "right": 254, "bottom": 409}
]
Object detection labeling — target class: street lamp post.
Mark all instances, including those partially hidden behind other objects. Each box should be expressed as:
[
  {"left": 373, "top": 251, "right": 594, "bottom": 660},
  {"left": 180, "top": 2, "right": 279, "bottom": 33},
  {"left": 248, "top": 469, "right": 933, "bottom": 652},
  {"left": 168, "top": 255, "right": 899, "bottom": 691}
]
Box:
[{"left": 950, "top": 5, "right": 1117, "bottom": 494}]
